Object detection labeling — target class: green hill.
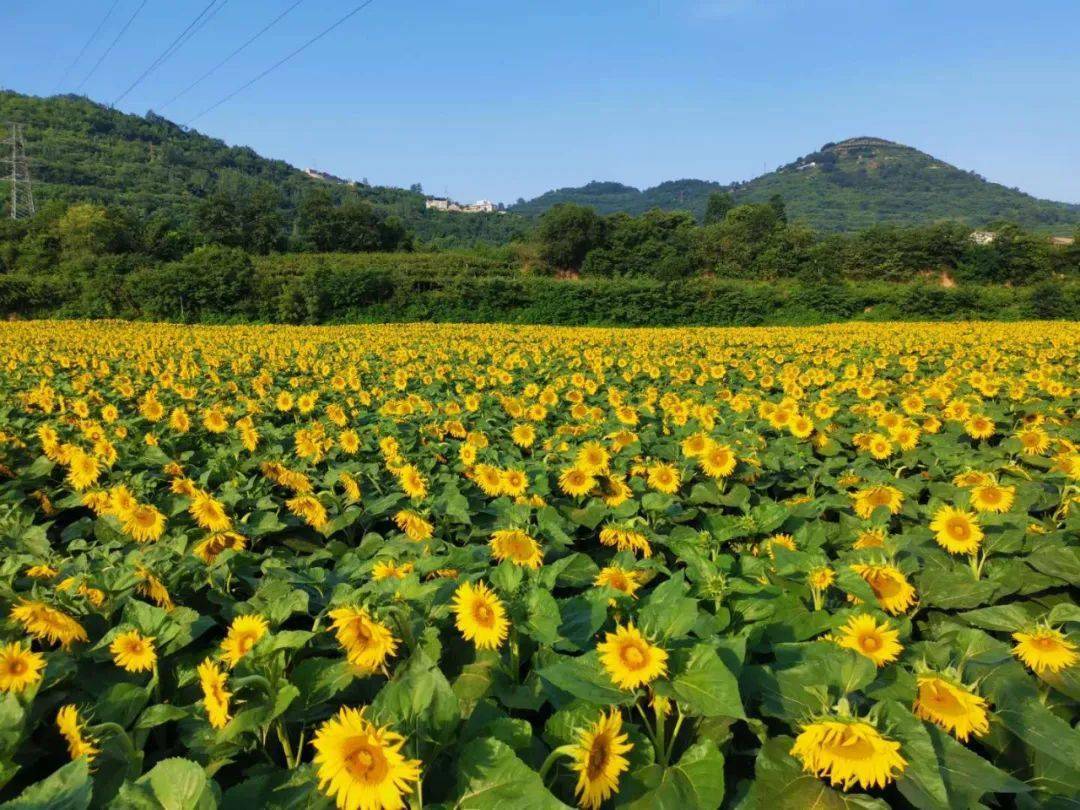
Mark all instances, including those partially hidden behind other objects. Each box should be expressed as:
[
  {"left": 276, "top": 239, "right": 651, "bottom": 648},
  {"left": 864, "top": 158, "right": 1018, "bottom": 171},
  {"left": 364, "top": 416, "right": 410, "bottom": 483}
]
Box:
[
  {"left": 512, "top": 137, "right": 1080, "bottom": 233},
  {"left": 0, "top": 90, "right": 527, "bottom": 247}
]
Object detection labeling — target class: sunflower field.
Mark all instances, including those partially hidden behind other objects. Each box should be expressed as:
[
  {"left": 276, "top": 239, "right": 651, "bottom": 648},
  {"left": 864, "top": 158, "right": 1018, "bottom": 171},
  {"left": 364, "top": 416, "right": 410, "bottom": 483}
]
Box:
[{"left": 0, "top": 320, "right": 1078, "bottom": 810}]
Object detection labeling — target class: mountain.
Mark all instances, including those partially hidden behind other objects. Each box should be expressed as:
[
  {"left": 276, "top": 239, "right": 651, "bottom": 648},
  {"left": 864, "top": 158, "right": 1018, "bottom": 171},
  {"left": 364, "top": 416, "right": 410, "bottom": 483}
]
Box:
[
  {"left": 511, "top": 137, "right": 1080, "bottom": 233},
  {"left": 0, "top": 90, "right": 527, "bottom": 246}
]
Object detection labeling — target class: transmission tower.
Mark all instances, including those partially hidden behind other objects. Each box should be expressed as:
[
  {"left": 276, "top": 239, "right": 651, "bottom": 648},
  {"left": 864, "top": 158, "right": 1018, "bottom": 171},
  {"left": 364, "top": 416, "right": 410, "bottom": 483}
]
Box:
[{"left": 2, "top": 124, "right": 36, "bottom": 220}]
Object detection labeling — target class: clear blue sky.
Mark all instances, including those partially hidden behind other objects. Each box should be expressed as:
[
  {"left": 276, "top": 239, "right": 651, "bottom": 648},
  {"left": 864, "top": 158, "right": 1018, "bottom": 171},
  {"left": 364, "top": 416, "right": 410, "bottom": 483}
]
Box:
[{"left": 3, "top": 0, "right": 1078, "bottom": 204}]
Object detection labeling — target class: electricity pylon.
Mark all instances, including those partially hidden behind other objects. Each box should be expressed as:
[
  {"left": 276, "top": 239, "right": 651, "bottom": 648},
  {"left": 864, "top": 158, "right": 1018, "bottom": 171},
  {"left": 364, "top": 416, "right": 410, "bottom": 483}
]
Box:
[{"left": 2, "top": 123, "right": 36, "bottom": 220}]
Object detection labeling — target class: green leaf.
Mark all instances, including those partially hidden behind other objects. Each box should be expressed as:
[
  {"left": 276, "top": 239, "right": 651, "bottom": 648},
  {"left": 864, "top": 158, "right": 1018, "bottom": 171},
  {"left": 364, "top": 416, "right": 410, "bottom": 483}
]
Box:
[
  {"left": 134, "top": 705, "right": 189, "bottom": 731},
  {"left": 670, "top": 644, "right": 744, "bottom": 718},
  {"left": 454, "top": 738, "right": 569, "bottom": 809},
  {"left": 742, "top": 737, "right": 889, "bottom": 810},
  {"left": 537, "top": 652, "right": 635, "bottom": 707},
  {"left": 0, "top": 760, "right": 91, "bottom": 810},
  {"left": 371, "top": 651, "right": 460, "bottom": 743},
  {"left": 626, "top": 741, "right": 726, "bottom": 810},
  {"left": 879, "top": 702, "right": 949, "bottom": 810},
  {"left": 289, "top": 657, "right": 354, "bottom": 710},
  {"left": 638, "top": 573, "right": 699, "bottom": 641},
  {"left": 924, "top": 724, "right": 1029, "bottom": 807}
]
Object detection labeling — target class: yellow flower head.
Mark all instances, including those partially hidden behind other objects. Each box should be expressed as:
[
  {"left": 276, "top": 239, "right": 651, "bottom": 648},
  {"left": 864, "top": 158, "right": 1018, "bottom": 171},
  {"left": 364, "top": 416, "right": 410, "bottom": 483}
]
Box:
[
  {"left": 970, "top": 483, "right": 1015, "bottom": 514},
  {"left": 490, "top": 529, "right": 544, "bottom": 569},
  {"left": 835, "top": 613, "right": 902, "bottom": 667},
  {"left": 560, "top": 466, "right": 596, "bottom": 498},
  {"left": 110, "top": 629, "right": 157, "bottom": 673},
  {"left": 1011, "top": 627, "right": 1078, "bottom": 674},
  {"left": 0, "top": 642, "right": 46, "bottom": 693},
  {"left": 56, "top": 705, "right": 99, "bottom": 762},
  {"left": 10, "top": 599, "right": 88, "bottom": 649},
  {"left": 913, "top": 674, "right": 990, "bottom": 741},
  {"left": 929, "top": 506, "right": 983, "bottom": 555},
  {"left": 850, "top": 564, "right": 917, "bottom": 615},
  {"left": 569, "top": 710, "right": 633, "bottom": 810},
  {"left": 594, "top": 567, "right": 643, "bottom": 599},
  {"left": 311, "top": 706, "right": 421, "bottom": 810},
  {"left": 851, "top": 485, "right": 903, "bottom": 520},
  {"left": 329, "top": 606, "right": 398, "bottom": 673},
  {"left": 452, "top": 580, "right": 510, "bottom": 650},
  {"left": 198, "top": 658, "right": 231, "bottom": 729},
  {"left": 790, "top": 719, "right": 906, "bottom": 791},
  {"left": 220, "top": 614, "right": 269, "bottom": 668},
  {"left": 597, "top": 623, "right": 668, "bottom": 690}
]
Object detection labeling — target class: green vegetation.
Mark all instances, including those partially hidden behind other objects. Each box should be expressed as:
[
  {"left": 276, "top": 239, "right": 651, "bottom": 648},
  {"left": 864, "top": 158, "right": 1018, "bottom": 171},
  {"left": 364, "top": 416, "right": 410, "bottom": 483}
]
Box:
[
  {"left": 2, "top": 92, "right": 1078, "bottom": 328},
  {"left": 0, "top": 91, "right": 529, "bottom": 250},
  {"left": 512, "top": 138, "right": 1080, "bottom": 232}
]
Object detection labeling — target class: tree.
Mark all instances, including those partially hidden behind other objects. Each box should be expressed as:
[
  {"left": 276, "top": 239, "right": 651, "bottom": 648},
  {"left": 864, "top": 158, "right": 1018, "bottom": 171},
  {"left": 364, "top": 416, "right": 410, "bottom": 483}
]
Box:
[
  {"left": 703, "top": 192, "right": 734, "bottom": 225},
  {"left": 768, "top": 194, "right": 788, "bottom": 224},
  {"left": 537, "top": 204, "right": 606, "bottom": 271}
]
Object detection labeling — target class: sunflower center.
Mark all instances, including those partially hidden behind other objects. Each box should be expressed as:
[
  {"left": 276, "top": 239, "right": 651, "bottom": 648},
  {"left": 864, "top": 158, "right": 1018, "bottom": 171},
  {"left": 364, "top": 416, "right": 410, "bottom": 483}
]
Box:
[
  {"left": 8, "top": 659, "right": 26, "bottom": 676},
  {"left": 860, "top": 634, "right": 881, "bottom": 652},
  {"left": 870, "top": 574, "right": 901, "bottom": 599},
  {"left": 620, "top": 643, "right": 647, "bottom": 669},
  {"left": 473, "top": 604, "right": 494, "bottom": 627},
  {"left": 343, "top": 739, "right": 389, "bottom": 783},
  {"left": 1033, "top": 636, "right": 1060, "bottom": 651},
  {"left": 946, "top": 518, "right": 970, "bottom": 540},
  {"left": 823, "top": 732, "right": 876, "bottom": 761},
  {"left": 586, "top": 735, "right": 610, "bottom": 779}
]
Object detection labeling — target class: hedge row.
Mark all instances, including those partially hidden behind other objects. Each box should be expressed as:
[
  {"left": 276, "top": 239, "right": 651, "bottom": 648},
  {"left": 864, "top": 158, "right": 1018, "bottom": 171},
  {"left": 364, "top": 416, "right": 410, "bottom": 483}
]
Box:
[{"left": 2, "top": 264, "right": 1078, "bottom": 326}]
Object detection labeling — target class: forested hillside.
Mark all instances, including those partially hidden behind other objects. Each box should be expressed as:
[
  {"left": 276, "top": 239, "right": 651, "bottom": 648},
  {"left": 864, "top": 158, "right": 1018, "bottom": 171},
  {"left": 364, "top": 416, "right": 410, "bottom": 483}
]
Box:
[
  {"left": 512, "top": 138, "right": 1080, "bottom": 232},
  {"left": 0, "top": 91, "right": 528, "bottom": 248}
]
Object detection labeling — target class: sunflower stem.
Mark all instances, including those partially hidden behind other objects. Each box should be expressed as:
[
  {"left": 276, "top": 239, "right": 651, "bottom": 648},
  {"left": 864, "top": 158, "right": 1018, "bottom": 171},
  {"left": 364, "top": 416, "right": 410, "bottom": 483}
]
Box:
[
  {"left": 654, "top": 702, "right": 667, "bottom": 766},
  {"left": 538, "top": 745, "right": 575, "bottom": 782},
  {"left": 666, "top": 709, "right": 686, "bottom": 765},
  {"left": 275, "top": 721, "right": 294, "bottom": 767}
]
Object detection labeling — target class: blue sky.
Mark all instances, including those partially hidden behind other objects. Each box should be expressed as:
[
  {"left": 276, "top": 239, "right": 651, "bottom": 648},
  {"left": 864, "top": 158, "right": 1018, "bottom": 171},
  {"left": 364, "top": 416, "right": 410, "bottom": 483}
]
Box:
[{"left": 3, "top": 0, "right": 1078, "bottom": 204}]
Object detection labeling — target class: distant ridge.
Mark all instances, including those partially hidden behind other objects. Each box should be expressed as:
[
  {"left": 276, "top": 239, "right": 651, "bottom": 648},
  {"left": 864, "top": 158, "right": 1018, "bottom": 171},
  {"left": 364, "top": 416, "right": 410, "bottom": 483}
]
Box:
[{"left": 511, "top": 137, "right": 1080, "bottom": 233}]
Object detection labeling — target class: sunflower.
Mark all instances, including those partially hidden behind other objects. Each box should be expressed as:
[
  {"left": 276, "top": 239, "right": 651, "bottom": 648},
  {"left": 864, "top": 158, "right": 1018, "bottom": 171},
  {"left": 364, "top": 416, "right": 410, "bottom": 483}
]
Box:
[
  {"left": 597, "top": 623, "right": 668, "bottom": 690},
  {"left": 511, "top": 423, "right": 536, "bottom": 448},
  {"left": 1011, "top": 627, "right": 1079, "bottom": 674},
  {"left": 912, "top": 674, "right": 990, "bottom": 741},
  {"left": 850, "top": 564, "right": 917, "bottom": 615},
  {"left": 135, "top": 567, "right": 174, "bottom": 611},
  {"left": 560, "top": 467, "right": 596, "bottom": 498},
  {"left": 576, "top": 441, "right": 610, "bottom": 474},
  {"left": 329, "top": 606, "right": 398, "bottom": 673},
  {"left": 56, "top": 705, "right": 99, "bottom": 762},
  {"left": 646, "top": 463, "right": 680, "bottom": 494},
  {"left": 0, "top": 641, "right": 46, "bottom": 693},
  {"left": 1016, "top": 427, "right": 1050, "bottom": 454},
  {"left": 393, "top": 510, "right": 433, "bottom": 542},
  {"left": 372, "top": 560, "right": 414, "bottom": 581},
  {"left": 964, "top": 414, "right": 995, "bottom": 440},
  {"left": 452, "top": 581, "right": 509, "bottom": 650},
  {"left": 851, "top": 485, "right": 904, "bottom": 519},
  {"left": 594, "top": 567, "right": 642, "bottom": 599},
  {"left": 311, "top": 706, "right": 422, "bottom": 810},
  {"left": 122, "top": 503, "right": 166, "bottom": 543},
  {"left": 489, "top": 529, "right": 544, "bottom": 569},
  {"left": 853, "top": 527, "right": 888, "bottom": 549},
  {"left": 835, "top": 613, "right": 902, "bottom": 667},
  {"left": 765, "top": 533, "right": 797, "bottom": 558},
  {"left": 474, "top": 464, "right": 505, "bottom": 497},
  {"left": 198, "top": 658, "right": 231, "bottom": 729},
  {"left": 970, "top": 483, "right": 1015, "bottom": 514},
  {"left": 10, "top": 599, "right": 88, "bottom": 649},
  {"left": 109, "top": 629, "right": 157, "bottom": 673},
  {"left": 698, "top": 444, "right": 737, "bottom": 478},
  {"left": 397, "top": 465, "right": 428, "bottom": 500},
  {"left": 499, "top": 469, "right": 529, "bottom": 498},
  {"left": 929, "top": 506, "right": 983, "bottom": 555},
  {"left": 287, "top": 494, "right": 329, "bottom": 531},
  {"left": 598, "top": 525, "right": 652, "bottom": 558},
  {"left": 790, "top": 719, "right": 906, "bottom": 791},
  {"left": 193, "top": 531, "right": 247, "bottom": 563},
  {"left": 220, "top": 614, "right": 269, "bottom": 668},
  {"left": 190, "top": 491, "right": 232, "bottom": 532},
  {"left": 568, "top": 710, "right": 633, "bottom": 810}
]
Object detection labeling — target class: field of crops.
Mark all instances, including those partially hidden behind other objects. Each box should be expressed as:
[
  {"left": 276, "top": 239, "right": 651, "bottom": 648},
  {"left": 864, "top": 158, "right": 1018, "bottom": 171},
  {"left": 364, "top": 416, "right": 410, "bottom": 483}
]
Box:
[{"left": 0, "top": 320, "right": 1077, "bottom": 810}]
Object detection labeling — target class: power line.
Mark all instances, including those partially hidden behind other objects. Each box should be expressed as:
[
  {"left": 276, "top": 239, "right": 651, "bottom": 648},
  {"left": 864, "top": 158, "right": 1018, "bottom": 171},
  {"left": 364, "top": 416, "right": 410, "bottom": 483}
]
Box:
[
  {"left": 112, "top": 0, "right": 227, "bottom": 107},
  {"left": 158, "top": 0, "right": 306, "bottom": 112},
  {"left": 75, "top": 0, "right": 151, "bottom": 93},
  {"left": 54, "top": 0, "right": 123, "bottom": 93},
  {"left": 187, "top": 0, "right": 378, "bottom": 125}
]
